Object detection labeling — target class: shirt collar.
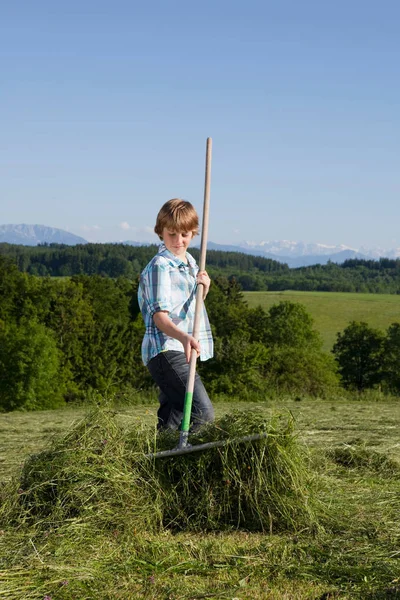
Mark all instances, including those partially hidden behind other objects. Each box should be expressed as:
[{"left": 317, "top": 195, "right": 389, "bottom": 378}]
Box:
[{"left": 158, "top": 243, "right": 197, "bottom": 269}]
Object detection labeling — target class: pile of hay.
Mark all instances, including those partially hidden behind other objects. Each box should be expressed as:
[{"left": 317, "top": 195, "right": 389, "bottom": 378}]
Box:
[{"left": 3, "top": 407, "right": 320, "bottom": 535}]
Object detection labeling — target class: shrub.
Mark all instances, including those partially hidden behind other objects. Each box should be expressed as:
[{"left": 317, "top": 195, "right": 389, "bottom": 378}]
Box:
[
  {"left": 264, "top": 346, "right": 339, "bottom": 397},
  {"left": 0, "top": 320, "right": 65, "bottom": 411},
  {"left": 382, "top": 322, "right": 400, "bottom": 394}
]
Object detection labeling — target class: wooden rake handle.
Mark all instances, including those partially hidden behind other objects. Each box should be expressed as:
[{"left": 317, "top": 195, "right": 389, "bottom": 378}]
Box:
[{"left": 180, "top": 138, "right": 212, "bottom": 438}]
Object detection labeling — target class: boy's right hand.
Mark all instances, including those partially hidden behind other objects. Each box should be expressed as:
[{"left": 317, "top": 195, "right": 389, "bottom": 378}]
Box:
[
  {"left": 183, "top": 334, "right": 201, "bottom": 363},
  {"left": 153, "top": 311, "right": 201, "bottom": 362}
]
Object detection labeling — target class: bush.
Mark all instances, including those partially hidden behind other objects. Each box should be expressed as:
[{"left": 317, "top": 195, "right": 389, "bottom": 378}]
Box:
[
  {"left": 264, "top": 346, "right": 339, "bottom": 397},
  {"left": 0, "top": 320, "right": 65, "bottom": 411},
  {"left": 382, "top": 322, "right": 400, "bottom": 394}
]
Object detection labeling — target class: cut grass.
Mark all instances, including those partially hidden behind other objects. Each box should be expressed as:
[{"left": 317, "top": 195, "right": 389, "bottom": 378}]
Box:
[
  {"left": 1, "top": 399, "right": 400, "bottom": 599},
  {"left": 2, "top": 407, "right": 319, "bottom": 534},
  {"left": 327, "top": 442, "right": 400, "bottom": 476},
  {"left": 2, "top": 398, "right": 399, "bottom": 483},
  {"left": 243, "top": 290, "right": 400, "bottom": 350}
]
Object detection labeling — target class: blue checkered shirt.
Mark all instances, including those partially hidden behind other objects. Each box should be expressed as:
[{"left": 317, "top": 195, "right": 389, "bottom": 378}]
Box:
[{"left": 138, "top": 244, "right": 214, "bottom": 366}]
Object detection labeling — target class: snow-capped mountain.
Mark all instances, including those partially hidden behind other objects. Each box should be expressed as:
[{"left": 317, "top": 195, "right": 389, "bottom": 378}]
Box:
[
  {"left": 205, "top": 240, "right": 400, "bottom": 267},
  {"left": 357, "top": 245, "right": 400, "bottom": 259},
  {"left": 1, "top": 224, "right": 399, "bottom": 267},
  {"left": 237, "top": 240, "right": 400, "bottom": 261}
]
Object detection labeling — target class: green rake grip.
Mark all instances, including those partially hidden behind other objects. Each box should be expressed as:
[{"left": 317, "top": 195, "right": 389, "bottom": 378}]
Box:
[{"left": 181, "top": 392, "right": 193, "bottom": 433}]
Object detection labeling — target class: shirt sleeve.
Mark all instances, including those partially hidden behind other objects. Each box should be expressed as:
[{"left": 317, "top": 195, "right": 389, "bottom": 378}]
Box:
[{"left": 144, "top": 260, "right": 172, "bottom": 317}]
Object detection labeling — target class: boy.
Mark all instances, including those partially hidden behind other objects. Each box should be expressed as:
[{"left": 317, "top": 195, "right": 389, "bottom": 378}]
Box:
[{"left": 138, "top": 198, "right": 214, "bottom": 431}]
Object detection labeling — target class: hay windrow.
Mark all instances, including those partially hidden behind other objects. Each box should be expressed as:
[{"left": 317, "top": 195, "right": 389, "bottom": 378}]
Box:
[
  {"left": 326, "top": 443, "right": 400, "bottom": 477},
  {"left": 1, "top": 407, "right": 320, "bottom": 537}
]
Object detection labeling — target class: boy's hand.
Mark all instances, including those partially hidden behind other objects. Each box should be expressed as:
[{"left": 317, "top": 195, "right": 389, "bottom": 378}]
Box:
[
  {"left": 183, "top": 334, "right": 201, "bottom": 363},
  {"left": 197, "top": 270, "right": 211, "bottom": 299},
  {"left": 153, "top": 312, "right": 201, "bottom": 363}
]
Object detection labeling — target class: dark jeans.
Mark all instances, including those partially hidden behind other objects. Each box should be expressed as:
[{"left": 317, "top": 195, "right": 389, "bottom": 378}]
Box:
[{"left": 147, "top": 350, "right": 214, "bottom": 431}]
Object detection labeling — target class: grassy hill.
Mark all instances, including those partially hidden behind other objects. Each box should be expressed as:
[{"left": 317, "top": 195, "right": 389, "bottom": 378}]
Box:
[{"left": 243, "top": 290, "right": 400, "bottom": 351}]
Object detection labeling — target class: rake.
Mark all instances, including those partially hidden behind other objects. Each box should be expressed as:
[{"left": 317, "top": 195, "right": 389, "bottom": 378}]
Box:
[{"left": 147, "top": 138, "right": 268, "bottom": 459}]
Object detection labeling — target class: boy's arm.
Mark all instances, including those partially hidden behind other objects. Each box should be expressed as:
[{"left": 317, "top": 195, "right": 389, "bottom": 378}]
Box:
[{"left": 153, "top": 311, "right": 200, "bottom": 363}]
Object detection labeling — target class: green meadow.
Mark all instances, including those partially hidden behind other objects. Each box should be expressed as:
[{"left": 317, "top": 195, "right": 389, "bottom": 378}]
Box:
[
  {"left": 243, "top": 291, "right": 400, "bottom": 350},
  {"left": 1, "top": 399, "right": 400, "bottom": 599}
]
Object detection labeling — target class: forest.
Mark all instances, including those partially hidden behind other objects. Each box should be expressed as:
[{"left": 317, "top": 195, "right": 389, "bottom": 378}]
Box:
[
  {"left": 1, "top": 252, "right": 399, "bottom": 411},
  {"left": 1, "top": 241, "right": 400, "bottom": 293}
]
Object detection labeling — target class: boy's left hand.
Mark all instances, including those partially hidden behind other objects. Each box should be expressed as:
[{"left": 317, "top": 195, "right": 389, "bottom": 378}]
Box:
[{"left": 197, "top": 270, "right": 211, "bottom": 299}]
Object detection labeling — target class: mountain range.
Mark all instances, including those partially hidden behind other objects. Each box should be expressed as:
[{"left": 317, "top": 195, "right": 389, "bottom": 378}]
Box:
[
  {"left": 204, "top": 241, "right": 400, "bottom": 267},
  {"left": 0, "top": 224, "right": 86, "bottom": 246},
  {"left": 1, "top": 224, "right": 399, "bottom": 268}
]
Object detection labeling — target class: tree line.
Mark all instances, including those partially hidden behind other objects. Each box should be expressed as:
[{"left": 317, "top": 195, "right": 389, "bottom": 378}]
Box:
[
  {"left": 0, "top": 255, "right": 399, "bottom": 411},
  {"left": 1, "top": 242, "right": 400, "bottom": 293}
]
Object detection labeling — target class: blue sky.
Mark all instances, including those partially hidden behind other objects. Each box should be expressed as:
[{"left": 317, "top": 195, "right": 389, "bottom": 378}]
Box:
[{"left": 1, "top": 0, "right": 399, "bottom": 249}]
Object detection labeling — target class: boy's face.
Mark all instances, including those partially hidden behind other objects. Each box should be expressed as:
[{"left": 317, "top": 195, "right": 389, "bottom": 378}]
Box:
[{"left": 161, "top": 227, "right": 194, "bottom": 259}]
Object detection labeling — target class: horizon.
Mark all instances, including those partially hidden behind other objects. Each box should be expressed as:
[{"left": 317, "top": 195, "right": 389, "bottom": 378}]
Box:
[
  {"left": 2, "top": 1, "right": 400, "bottom": 249},
  {"left": 1, "top": 222, "right": 400, "bottom": 256}
]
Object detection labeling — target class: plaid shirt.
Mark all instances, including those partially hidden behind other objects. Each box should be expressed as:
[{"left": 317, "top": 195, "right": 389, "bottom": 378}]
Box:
[{"left": 138, "top": 244, "right": 214, "bottom": 366}]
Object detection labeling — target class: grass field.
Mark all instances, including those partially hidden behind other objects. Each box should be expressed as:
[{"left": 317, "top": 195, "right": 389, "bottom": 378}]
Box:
[
  {"left": 1, "top": 399, "right": 400, "bottom": 599},
  {"left": 243, "top": 291, "right": 400, "bottom": 351}
]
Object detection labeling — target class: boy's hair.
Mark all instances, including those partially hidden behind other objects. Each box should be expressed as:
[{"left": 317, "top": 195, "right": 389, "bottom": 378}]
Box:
[{"left": 154, "top": 198, "right": 199, "bottom": 239}]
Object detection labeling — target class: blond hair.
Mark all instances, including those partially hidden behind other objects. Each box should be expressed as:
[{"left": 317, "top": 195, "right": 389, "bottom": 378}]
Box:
[{"left": 154, "top": 198, "right": 199, "bottom": 239}]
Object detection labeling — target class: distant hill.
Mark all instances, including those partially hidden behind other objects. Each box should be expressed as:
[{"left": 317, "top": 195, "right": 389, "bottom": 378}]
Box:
[
  {"left": 279, "top": 249, "right": 371, "bottom": 268},
  {"left": 121, "top": 240, "right": 371, "bottom": 267},
  {"left": 243, "top": 290, "right": 400, "bottom": 351},
  {"left": 196, "top": 242, "right": 369, "bottom": 267},
  {"left": 2, "top": 225, "right": 398, "bottom": 268},
  {"left": 0, "top": 224, "right": 87, "bottom": 246},
  {"left": 238, "top": 239, "right": 400, "bottom": 259}
]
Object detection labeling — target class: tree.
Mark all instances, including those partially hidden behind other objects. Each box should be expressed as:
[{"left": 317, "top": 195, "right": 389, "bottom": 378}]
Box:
[
  {"left": 264, "top": 346, "right": 338, "bottom": 396},
  {"left": 200, "top": 278, "right": 265, "bottom": 396},
  {"left": 0, "top": 256, "right": 25, "bottom": 322},
  {"left": 200, "top": 331, "right": 270, "bottom": 396},
  {"left": 99, "top": 257, "right": 134, "bottom": 278},
  {"left": 79, "top": 319, "right": 150, "bottom": 394},
  {"left": 73, "top": 275, "right": 131, "bottom": 324},
  {"left": 382, "top": 322, "right": 400, "bottom": 394},
  {"left": 252, "top": 302, "right": 337, "bottom": 396},
  {"left": 43, "top": 279, "right": 95, "bottom": 398},
  {"left": 205, "top": 277, "right": 250, "bottom": 338},
  {"left": 264, "top": 301, "right": 323, "bottom": 350},
  {"left": 332, "top": 321, "right": 384, "bottom": 391},
  {"left": 28, "top": 263, "right": 49, "bottom": 276},
  {"left": 0, "top": 321, "right": 65, "bottom": 411}
]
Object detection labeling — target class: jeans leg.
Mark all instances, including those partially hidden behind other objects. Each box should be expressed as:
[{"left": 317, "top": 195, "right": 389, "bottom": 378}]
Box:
[
  {"left": 148, "top": 353, "right": 184, "bottom": 430},
  {"left": 157, "top": 389, "right": 171, "bottom": 430},
  {"left": 190, "top": 371, "right": 215, "bottom": 431},
  {"left": 147, "top": 351, "right": 214, "bottom": 431}
]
